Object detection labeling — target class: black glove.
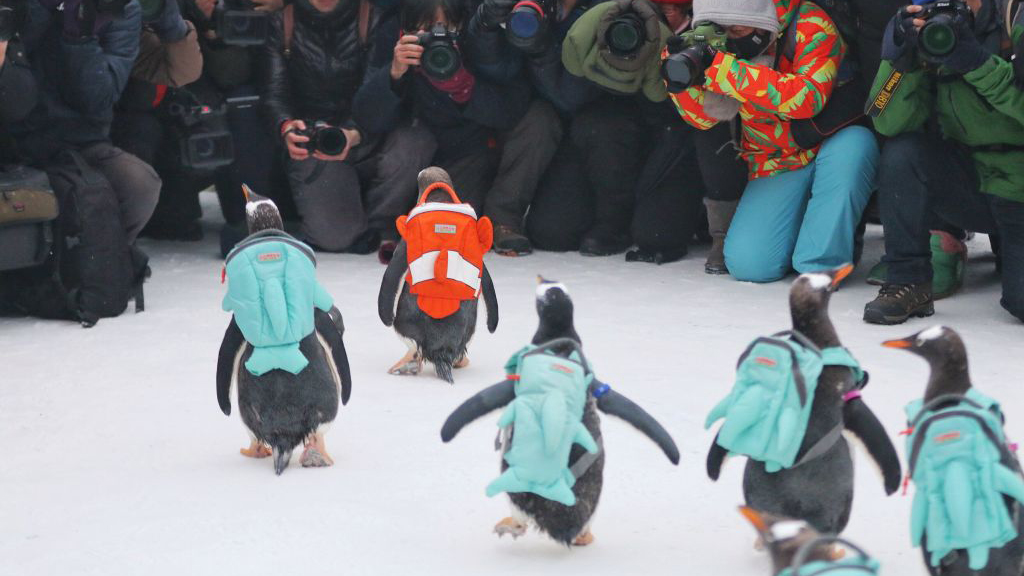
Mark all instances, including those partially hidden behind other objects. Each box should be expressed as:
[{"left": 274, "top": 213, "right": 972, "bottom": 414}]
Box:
[
  {"left": 148, "top": 0, "right": 190, "bottom": 42},
  {"left": 478, "top": 0, "right": 518, "bottom": 31},
  {"left": 926, "top": 16, "right": 989, "bottom": 74},
  {"left": 880, "top": 6, "right": 920, "bottom": 72}
]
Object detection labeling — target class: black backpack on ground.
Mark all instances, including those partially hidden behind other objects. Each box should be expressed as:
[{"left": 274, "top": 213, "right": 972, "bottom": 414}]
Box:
[{"left": 0, "top": 150, "right": 149, "bottom": 327}]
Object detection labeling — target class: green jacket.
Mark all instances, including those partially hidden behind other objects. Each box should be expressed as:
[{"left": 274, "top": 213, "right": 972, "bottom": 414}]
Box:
[{"left": 869, "top": 53, "right": 1024, "bottom": 202}]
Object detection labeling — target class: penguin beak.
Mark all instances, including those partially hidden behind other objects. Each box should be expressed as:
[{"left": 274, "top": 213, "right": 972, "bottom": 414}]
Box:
[
  {"left": 738, "top": 506, "right": 768, "bottom": 532},
  {"left": 882, "top": 336, "right": 915, "bottom": 349},
  {"left": 536, "top": 275, "right": 545, "bottom": 285},
  {"left": 241, "top": 183, "right": 252, "bottom": 202},
  {"left": 829, "top": 263, "right": 854, "bottom": 290}
]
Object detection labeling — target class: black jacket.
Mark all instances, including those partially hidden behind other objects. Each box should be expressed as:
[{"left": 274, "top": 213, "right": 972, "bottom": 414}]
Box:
[
  {"left": 262, "top": 0, "right": 389, "bottom": 134},
  {"left": 0, "top": 40, "right": 39, "bottom": 126}
]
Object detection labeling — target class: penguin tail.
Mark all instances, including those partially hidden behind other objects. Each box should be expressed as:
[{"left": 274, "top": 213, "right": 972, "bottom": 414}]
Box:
[
  {"left": 272, "top": 445, "right": 293, "bottom": 476},
  {"left": 435, "top": 361, "right": 455, "bottom": 384}
]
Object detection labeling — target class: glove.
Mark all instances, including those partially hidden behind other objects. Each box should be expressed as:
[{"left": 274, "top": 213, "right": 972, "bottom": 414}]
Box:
[
  {"left": 880, "top": 6, "right": 920, "bottom": 72},
  {"left": 148, "top": 0, "right": 190, "bottom": 42},
  {"left": 928, "top": 17, "right": 989, "bottom": 74},
  {"left": 477, "top": 0, "right": 518, "bottom": 31},
  {"left": 61, "top": 0, "right": 114, "bottom": 41}
]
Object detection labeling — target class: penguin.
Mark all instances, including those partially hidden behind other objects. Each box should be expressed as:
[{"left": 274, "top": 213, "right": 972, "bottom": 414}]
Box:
[
  {"left": 883, "top": 326, "right": 1024, "bottom": 576},
  {"left": 738, "top": 507, "right": 871, "bottom": 573},
  {"left": 440, "top": 278, "right": 680, "bottom": 546},
  {"left": 707, "top": 265, "right": 902, "bottom": 539},
  {"left": 378, "top": 167, "right": 499, "bottom": 383},
  {"left": 216, "top": 185, "right": 352, "bottom": 475}
]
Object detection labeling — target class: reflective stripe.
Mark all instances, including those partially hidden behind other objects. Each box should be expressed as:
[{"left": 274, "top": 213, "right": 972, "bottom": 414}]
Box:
[
  {"left": 446, "top": 250, "right": 481, "bottom": 291},
  {"left": 408, "top": 202, "right": 478, "bottom": 220},
  {"left": 409, "top": 251, "right": 441, "bottom": 285}
]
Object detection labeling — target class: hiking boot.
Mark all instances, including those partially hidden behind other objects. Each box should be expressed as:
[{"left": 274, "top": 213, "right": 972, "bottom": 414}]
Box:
[
  {"left": 493, "top": 224, "right": 532, "bottom": 256},
  {"left": 579, "top": 230, "right": 631, "bottom": 256},
  {"left": 625, "top": 245, "right": 687, "bottom": 265},
  {"left": 863, "top": 282, "right": 935, "bottom": 325},
  {"left": 930, "top": 230, "right": 967, "bottom": 299},
  {"left": 705, "top": 236, "right": 728, "bottom": 274},
  {"left": 704, "top": 199, "right": 737, "bottom": 275},
  {"left": 866, "top": 261, "right": 888, "bottom": 286},
  {"left": 347, "top": 228, "right": 381, "bottom": 255}
]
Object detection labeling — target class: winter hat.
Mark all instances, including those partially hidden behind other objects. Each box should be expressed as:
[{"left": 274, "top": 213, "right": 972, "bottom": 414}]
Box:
[{"left": 691, "top": 0, "right": 780, "bottom": 34}]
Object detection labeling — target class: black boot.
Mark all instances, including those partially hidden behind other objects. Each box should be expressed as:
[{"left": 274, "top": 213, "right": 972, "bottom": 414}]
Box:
[
  {"left": 863, "top": 282, "right": 935, "bottom": 325},
  {"left": 580, "top": 229, "right": 631, "bottom": 256}
]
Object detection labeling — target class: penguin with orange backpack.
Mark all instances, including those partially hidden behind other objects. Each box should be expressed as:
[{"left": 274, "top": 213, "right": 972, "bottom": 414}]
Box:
[{"left": 378, "top": 167, "right": 499, "bottom": 383}]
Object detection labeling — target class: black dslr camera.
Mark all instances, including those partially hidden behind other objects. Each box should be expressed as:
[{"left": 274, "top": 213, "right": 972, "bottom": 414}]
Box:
[
  {"left": 295, "top": 122, "right": 348, "bottom": 156},
  {"left": 915, "top": 0, "right": 974, "bottom": 58},
  {"left": 0, "top": 0, "right": 25, "bottom": 41},
  {"left": 605, "top": 11, "right": 645, "bottom": 57},
  {"left": 661, "top": 23, "right": 727, "bottom": 93},
  {"left": 218, "top": 0, "right": 269, "bottom": 46},
  {"left": 417, "top": 24, "right": 461, "bottom": 80},
  {"left": 164, "top": 91, "right": 239, "bottom": 170},
  {"left": 504, "top": 0, "right": 555, "bottom": 53}
]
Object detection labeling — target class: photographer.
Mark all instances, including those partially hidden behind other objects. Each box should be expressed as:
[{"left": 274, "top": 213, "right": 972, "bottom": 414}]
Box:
[
  {"left": 863, "top": 0, "right": 1024, "bottom": 324},
  {"left": 667, "top": 0, "right": 877, "bottom": 283},
  {"left": 12, "top": 0, "right": 160, "bottom": 244},
  {"left": 352, "top": 0, "right": 529, "bottom": 239},
  {"left": 265, "top": 0, "right": 436, "bottom": 255},
  {"left": 0, "top": 32, "right": 39, "bottom": 128}
]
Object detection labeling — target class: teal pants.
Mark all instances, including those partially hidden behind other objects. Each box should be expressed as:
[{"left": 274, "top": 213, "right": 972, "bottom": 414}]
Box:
[{"left": 724, "top": 126, "right": 878, "bottom": 283}]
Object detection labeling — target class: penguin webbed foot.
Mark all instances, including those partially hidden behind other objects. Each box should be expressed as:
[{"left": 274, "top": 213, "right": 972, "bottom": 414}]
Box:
[
  {"left": 240, "top": 440, "right": 272, "bottom": 459},
  {"left": 494, "top": 517, "right": 527, "bottom": 539},
  {"left": 388, "top": 352, "right": 423, "bottom": 376},
  {"left": 454, "top": 354, "right": 469, "bottom": 369},
  {"left": 572, "top": 529, "right": 594, "bottom": 546},
  {"left": 300, "top": 433, "right": 334, "bottom": 468}
]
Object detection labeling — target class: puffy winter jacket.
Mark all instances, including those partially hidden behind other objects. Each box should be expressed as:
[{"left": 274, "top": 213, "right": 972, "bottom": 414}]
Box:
[
  {"left": 262, "top": 0, "right": 388, "bottom": 134},
  {"left": 0, "top": 40, "right": 39, "bottom": 126},
  {"left": 669, "top": 0, "right": 845, "bottom": 180},
  {"left": 868, "top": 0, "right": 1024, "bottom": 204}
]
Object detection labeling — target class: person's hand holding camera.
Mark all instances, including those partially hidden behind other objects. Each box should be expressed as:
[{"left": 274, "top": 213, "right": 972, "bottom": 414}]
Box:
[
  {"left": 148, "top": 0, "right": 190, "bottom": 42},
  {"left": 478, "top": 0, "right": 517, "bottom": 31},
  {"left": 927, "top": 15, "right": 988, "bottom": 73},
  {"left": 882, "top": 4, "right": 924, "bottom": 70},
  {"left": 312, "top": 128, "right": 360, "bottom": 162},
  {"left": 391, "top": 34, "right": 424, "bottom": 81},
  {"left": 282, "top": 119, "right": 311, "bottom": 161}
]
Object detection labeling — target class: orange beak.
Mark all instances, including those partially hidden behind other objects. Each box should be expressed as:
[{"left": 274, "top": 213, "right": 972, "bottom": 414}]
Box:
[
  {"left": 830, "top": 263, "right": 854, "bottom": 289},
  {"left": 536, "top": 275, "right": 545, "bottom": 285},
  {"left": 738, "top": 506, "right": 767, "bottom": 531},
  {"left": 241, "top": 183, "right": 252, "bottom": 202},
  {"left": 883, "top": 338, "right": 913, "bottom": 349}
]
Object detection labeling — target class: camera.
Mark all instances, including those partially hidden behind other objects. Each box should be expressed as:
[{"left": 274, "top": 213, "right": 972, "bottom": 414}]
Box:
[
  {"left": 661, "top": 23, "right": 727, "bottom": 93},
  {"left": 504, "top": 0, "right": 555, "bottom": 52},
  {"left": 605, "top": 11, "right": 645, "bottom": 57},
  {"left": 295, "top": 121, "right": 348, "bottom": 156},
  {"left": 164, "top": 91, "right": 238, "bottom": 170},
  {"left": 417, "top": 24, "right": 462, "bottom": 80},
  {"left": 915, "top": 0, "right": 973, "bottom": 58},
  {"left": 0, "top": 0, "right": 25, "bottom": 41},
  {"left": 218, "top": 0, "right": 269, "bottom": 46}
]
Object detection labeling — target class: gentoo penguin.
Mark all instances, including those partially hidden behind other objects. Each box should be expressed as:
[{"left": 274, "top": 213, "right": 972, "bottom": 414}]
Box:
[
  {"left": 216, "top": 185, "right": 352, "bottom": 474},
  {"left": 440, "top": 278, "right": 680, "bottom": 546},
  {"left": 707, "top": 265, "right": 902, "bottom": 537},
  {"left": 378, "top": 167, "right": 499, "bottom": 383},
  {"left": 884, "top": 326, "right": 1024, "bottom": 575},
  {"left": 738, "top": 507, "right": 881, "bottom": 574}
]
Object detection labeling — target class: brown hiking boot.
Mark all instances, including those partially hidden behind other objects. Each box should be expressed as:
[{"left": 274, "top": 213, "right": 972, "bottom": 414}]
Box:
[
  {"left": 863, "top": 282, "right": 935, "bottom": 325},
  {"left": 493, "top": 224, "right": 532, "bottom": 256}
]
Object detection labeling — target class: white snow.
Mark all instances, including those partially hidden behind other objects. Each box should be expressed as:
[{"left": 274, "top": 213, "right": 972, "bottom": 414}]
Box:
[
  {"left": 2, "top": 193, "right": 1021, "bottom": 576},
  {"left": 802, "top": 272, "right": 833, "bottom": 290},
  {"left": 917, "top": 325, "right": 946, "bottom": 342}
]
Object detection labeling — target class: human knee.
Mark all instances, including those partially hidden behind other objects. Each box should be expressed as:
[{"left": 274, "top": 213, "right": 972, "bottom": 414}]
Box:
[
  {"left": 724, "top": 239, "right": 788, "bottom": 283},
  {"left": 879, "top": 132, "right": 932, "bottom": 178},
  {"left": 379, "top": 126, "right": 437, "bottom": 177},
  {"left": 519, "top": 100, "right": 563, "bottom": 144}
]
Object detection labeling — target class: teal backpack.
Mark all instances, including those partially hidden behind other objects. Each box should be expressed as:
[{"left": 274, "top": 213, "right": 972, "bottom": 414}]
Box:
[
  {"left": 904, "top": 389, "right": 1024, "bottom": 570},
  {"left": 705, "top": 331, "right": 863, "bottom": 473},
  {"left": 486, "top": 338, "right": 600, "bottom": 506},
  {"left": 779, "top": 536, "right": 881, "bottom": 576},
  {"left": 222, "top": 230, "right": 334, "bottom": 376}
]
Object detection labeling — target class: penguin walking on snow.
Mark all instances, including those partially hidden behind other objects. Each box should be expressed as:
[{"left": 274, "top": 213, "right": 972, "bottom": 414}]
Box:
[
  {"left": 216, "top": 186, "right": 352, "bottom": 474},
  {"left": 378, "top": 167, "right": 499, "bottom": 383},
  {"left": 706, "top": 265, "right": 902, "bottom": 539},
  {"left": 884, "top": 326, "right": 1024, "bottom": 575},
  {"left": 440, "top": 278, "right": 679, "bottom": 546}
]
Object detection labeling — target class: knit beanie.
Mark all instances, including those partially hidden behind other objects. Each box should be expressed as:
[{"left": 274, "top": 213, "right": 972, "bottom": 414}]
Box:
[{"left": 691, "top": 0, "right": 780, "bottom": 34}]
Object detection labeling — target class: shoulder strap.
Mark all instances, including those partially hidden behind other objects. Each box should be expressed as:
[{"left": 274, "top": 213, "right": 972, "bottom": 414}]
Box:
[
  {"left": 358, "top": 0, "right": 372, "bottom": 47},
  {"left": 283, "top": 4, "right": 294, "bottom": 58}
]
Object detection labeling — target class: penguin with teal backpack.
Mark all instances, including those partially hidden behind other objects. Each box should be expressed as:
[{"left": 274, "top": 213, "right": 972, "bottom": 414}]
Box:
[
  {"left": 884, "top": 325, "right": 1024, "bottom": 575},
  {"left": 440, "top": 278, "right": 680, "bottom": 546},
  {"left": 705, "top": 265, "right": 903, "bottom": 546},
  {"left": 216, "top": 185, "right": 352, "bottom": 475}
]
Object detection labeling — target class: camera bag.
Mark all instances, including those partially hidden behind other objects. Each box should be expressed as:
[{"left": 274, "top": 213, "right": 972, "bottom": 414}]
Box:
[{"left": 0, "top": 165, "right": 57, "bottom": 272}]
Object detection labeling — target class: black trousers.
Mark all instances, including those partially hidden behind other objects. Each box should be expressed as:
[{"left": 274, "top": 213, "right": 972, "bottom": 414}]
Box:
[{"left": 879, "top": 132, "right": 1024, "bottom": 321}]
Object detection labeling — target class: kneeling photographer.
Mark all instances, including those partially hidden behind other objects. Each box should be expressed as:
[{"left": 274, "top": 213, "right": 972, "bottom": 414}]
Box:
[
  {"left": 864, "top": 0, "right": 1024, "bottom": 324},
  {"left": 266, "top": 0, "right": 436, "bottom": 257}
]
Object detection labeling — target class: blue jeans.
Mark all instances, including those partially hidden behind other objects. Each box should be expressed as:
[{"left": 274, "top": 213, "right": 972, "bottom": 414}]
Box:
[{"left": 725, "top": 126, "right": 878, "bottom": 283}]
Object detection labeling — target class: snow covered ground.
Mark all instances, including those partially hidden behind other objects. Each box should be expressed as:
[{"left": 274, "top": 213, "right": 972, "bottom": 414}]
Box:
[{"left": 2, "top": 193, "right": 1021, "bottom": 576}]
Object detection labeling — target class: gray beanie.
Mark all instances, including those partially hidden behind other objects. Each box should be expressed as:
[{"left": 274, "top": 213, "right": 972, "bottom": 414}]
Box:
[{"left": 692, "top": 0, "right": 780, "bottom": 34}]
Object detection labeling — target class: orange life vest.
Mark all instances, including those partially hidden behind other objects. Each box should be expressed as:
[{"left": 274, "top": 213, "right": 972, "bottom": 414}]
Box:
[{"left": 396, "top": 183, "right": 494, "bottom": 319}]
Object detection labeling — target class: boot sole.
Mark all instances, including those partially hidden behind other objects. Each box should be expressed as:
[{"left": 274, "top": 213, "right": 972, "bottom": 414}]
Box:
[{"left": 863, "top": 302, "right": 936, "bottom": 325}]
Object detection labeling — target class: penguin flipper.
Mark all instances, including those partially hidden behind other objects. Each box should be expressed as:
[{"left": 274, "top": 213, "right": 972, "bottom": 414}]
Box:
[
  {"left": 378, "top": 241, "right": 408, "bottom": 327},
  {"left": 315, "top": 308, "right": 352, "bottom": 405},
  {"left": 707, "top": 432, "right": 728, "bottom": 481},
  {"left": 217, "top": 319, "right": 245, "bottom": 416},
  {"left": 441, "top": 379, "right": 516, "bottom": 442},
  {"left": 843, "top": 397, "right": 902, "bottom": 495},
  {"left": 594, "top": 380, "right": 680, "bottom": 465},
  {"left": 482, "top": 264, "right": 499, "bottom": 334}
]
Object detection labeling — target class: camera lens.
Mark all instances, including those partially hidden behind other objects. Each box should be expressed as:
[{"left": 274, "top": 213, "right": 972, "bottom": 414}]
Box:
[
  {"left": 606, "top": 14, "right": 645, "bottom": 56},
  {"left": 919, "top": 17, "right": 957, "bottom": 57},
  {"left": 193, "top": 137, "right": 215, "bottom": 160},
  {"left": 423, "top": 43, "right": 460, "bottom": 80},
  {"left": 314, "top": 127, "right": 348, "bottom": 156},
  {"left": 508, "top": 3, "right": 542, "bottom": 39}
]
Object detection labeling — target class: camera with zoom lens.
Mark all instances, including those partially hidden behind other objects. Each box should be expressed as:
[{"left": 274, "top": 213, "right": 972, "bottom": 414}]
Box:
[
  {"left": 164, "top": 92, "right": 238, "bottom": 170},
  {"left": 0, "top": 0, "right": 25, "bottom": 42},
  {"left": 605, "top": 11, "right": 645, "bottom": 57},
  {"left": 504, "top": 0, "right": 555, "bottom": 52},
  {"left": 295, "top": 122, "right": 348, "bottom": 156},
  {"left": 417, "top": 24, "right": 462, "bottom": 80},
  {"left": 218, "top": 0, "right": 269, "bottom": 46},
  {"left": 915, "top": 0, "right": 973, "bottom": 58},
  {"left": 661, "top": 22, "right": 727, "bottom": 93}
]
